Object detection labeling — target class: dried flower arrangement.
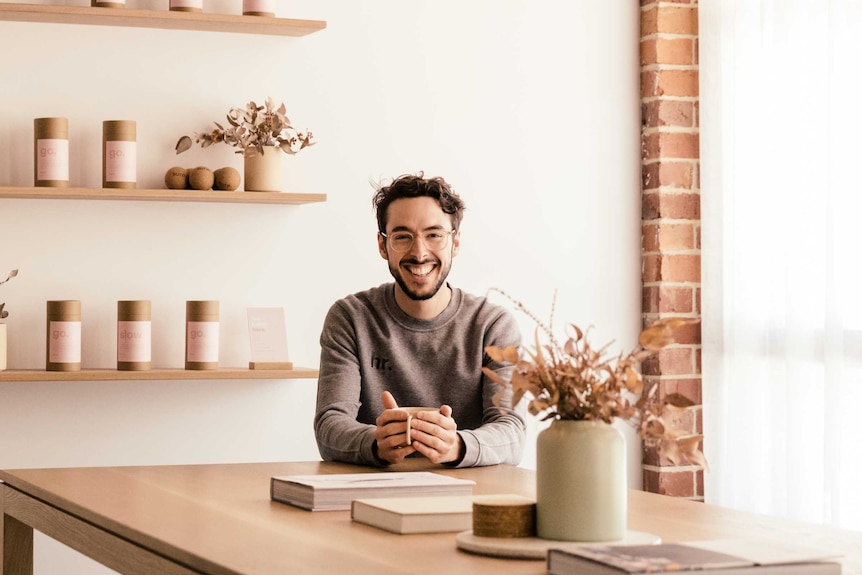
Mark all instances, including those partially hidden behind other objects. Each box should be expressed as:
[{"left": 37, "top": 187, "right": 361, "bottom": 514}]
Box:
[
  {"left": 482, "top": 289, "right": 707, "bottom": 468},
  {"left": 0, "top": 269, "right": 19, "bottom": 320},
  {"left": 175, "top": 97, "right": 315, "bottom": 158}
]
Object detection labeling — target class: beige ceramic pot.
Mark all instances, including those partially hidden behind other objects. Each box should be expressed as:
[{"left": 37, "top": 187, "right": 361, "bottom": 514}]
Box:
[
  {"left": 536, "top": 419, "right": 627, "bottom": 541},
  {"left": 243, "top": 146, "right": 283, "bottom": 192}
]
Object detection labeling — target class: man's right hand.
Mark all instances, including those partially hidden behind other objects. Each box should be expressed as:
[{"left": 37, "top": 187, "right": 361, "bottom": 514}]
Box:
[{"left": 373, "top": 391, "right": 416, "bottom": 464}]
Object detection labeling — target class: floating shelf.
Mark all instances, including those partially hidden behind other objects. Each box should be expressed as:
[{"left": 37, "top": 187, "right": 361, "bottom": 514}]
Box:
[
  {"left": 0, "top": 3, "right": 326, "bottom": 37},
  {"left": 0, "top": 367, "right": 319, "bottom": 382},
  {"left": 0, "top": 186, "right": 326, "bottom": 205}
]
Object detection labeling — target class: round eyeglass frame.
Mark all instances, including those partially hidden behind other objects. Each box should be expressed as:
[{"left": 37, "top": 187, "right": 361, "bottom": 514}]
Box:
[{"left": 380, "top": 229, "right": 456, "bottom": 252}]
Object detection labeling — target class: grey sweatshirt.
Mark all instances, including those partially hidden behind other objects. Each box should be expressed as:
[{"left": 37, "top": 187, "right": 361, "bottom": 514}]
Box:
[{"left": 314, "top": 283, "right": 526, "bottom": 467}]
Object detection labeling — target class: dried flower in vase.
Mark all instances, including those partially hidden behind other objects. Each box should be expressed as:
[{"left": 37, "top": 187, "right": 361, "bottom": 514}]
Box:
[
  {"left": 175, "top": 97, "right": 315, "bottom": 158},
  {"left": 0, "top": 269, "right": 19, "bottom": 319},
  {"left": 482, "top": 289, "right": 707, "bottom": 468}
]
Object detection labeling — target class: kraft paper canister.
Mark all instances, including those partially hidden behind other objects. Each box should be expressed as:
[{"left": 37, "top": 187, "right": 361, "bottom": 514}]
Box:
[
  {"left": 102, "top": 120, "right": 136, "bottom": 189},
  {"left": 242, "top": 0, "right": 275, "bottom": 16},
  {"left": 92, "top": 0, "right": 125, "bottom": 7},
  {"left": 185, "top": 300, "right": 219, "bottom": 370},
  {"left": 34, "top": 117, "right": 69, "bottom": 188},
  {"left": 170, "top": 0, "right": 203, "bottom": 12},
  {"left": 47, "top": 300, "right": 81, "bottom": 372},
  {"left": 117, "top": 300, "right": 152, "bottom": 371}
]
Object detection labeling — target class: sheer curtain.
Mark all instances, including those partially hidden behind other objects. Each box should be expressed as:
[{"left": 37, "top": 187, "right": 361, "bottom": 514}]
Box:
[{"left": 700, "top": 0, "right": 862, "bottom": 531}]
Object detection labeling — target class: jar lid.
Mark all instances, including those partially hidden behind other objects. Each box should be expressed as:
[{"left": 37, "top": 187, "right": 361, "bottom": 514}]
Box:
[
  {"left": 103, "top": 120, "right": 136, "bottom": 140},
  {"left": 47, "top": 300, "right": 81, "bottom": 318},
  {"left": 186, "top": 300, "right": 219, "bottom": 317},
  {"left": 34, "top": 117, "right": 69, "bottom": 138},
  {"left": 118, "top": 300, "right": 151, "bottom": 317}
]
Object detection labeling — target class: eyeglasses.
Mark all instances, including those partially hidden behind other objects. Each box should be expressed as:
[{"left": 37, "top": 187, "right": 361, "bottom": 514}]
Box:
[{"left": 380, "top": 229, "right": 456, "bottom": 252}]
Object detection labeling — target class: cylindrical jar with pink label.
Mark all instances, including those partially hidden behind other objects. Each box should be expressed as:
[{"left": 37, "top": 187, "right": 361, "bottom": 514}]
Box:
[
  {"left": 102, "top": 120, "right": 136, "bottom": 189},
  {"left": 34, "top": 117, "right": 69, "bottom": 188},
  {"left": 185, "top": 300, "right": 219, "bottom": 370},
  {"left": 47, "top": 300, "right": 82, "bottom": 372},
  {"left": 117, "top": 300, "right": 152, "bottom": 371}
]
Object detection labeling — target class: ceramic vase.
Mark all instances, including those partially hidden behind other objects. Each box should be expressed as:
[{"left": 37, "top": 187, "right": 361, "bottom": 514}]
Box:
[
  {"left": 243, "top": 146, "right": 282, "bottom": 192},
  {"left": 0, "top": 323, "right": 7, "bottom": 371},
  {"left": 536, "top": 419, "right": 627, "bottom": 541}
]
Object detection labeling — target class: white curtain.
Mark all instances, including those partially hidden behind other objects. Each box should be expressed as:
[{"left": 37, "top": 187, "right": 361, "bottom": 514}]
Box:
[{"left": 700, "top": 0, "right": 862, "bottom": 531}]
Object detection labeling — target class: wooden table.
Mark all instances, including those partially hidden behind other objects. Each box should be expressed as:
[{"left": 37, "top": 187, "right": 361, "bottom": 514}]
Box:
[{"left": 2, "top": 460, "right": 860, "bottom": 575}]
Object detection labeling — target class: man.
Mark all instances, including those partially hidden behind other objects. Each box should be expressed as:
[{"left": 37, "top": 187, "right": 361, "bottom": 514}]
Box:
[{"left": 313, "top": 172, "right": 525, "bottom": 467}]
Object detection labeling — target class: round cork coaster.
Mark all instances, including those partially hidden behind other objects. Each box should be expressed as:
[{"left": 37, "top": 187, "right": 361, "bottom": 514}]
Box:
[{"left": 454, "top": 529, "right": 661, "bottom": 560}]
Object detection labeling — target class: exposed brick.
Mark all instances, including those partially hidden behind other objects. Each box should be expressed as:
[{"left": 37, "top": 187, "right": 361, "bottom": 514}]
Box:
[
  {"left": 643, "top": 468, "right": 697, "bottom": 497},
  {"left": 641, "top": 7, "right": 658, "bottom": 37},
  {"left": 641, "top": 0, "right": 703, "bottom": 498},
  {"left": 641, "top": 317, "right": 701, "bottom": 346},
  {"left": 642, "top": 192, "right": 701, "bottom": 220},
  {"left": 657, "top": 5, "right": 699, "bottom": 35},
  {"left": 642, "top": 69, "right": 699, "bottom": 98},
  {"left": 655, "top": 377, "right": 703, "bottom": 404},
  {"left": 643, "top": 100, "right": 695, "bottom": 129},
  {"left": 642, "top": 161, "right": 694, "bottom": 190},
  {"left": 642, "top": 132, "right": 700, "bottom": 161},
  {"left": 642, "top": 223, "right": 696, "bottom": 252},
  {"left": 642, "top": 285, "right": 695, "bottom": 314},
  {"left": 641, "top": 37, "right": 695, "bottom": 66},
  {"left": 641, "top": 347, "right": 697, "bottom": 376},
  {"left": 642, "top": 253, "right": 701, "bottom": 283}
]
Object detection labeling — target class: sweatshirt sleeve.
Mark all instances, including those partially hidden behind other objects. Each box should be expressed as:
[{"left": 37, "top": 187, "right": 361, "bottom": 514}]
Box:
[
  {"left": 449, "top": 307, "right": 526, "bottom": 468},
  {"left": 313, "top": 301, "right": 384, "bottom": 466}
]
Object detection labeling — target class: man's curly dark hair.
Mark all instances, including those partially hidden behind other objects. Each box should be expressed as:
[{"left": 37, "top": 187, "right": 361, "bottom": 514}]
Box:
[{"left": 372, "top": 172, "right": 465, "bottom": 234}]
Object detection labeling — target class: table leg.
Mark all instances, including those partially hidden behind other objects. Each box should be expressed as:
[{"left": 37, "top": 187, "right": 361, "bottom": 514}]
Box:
[{"left": 1, "top": 484, "right": 34, "bottom": 575}]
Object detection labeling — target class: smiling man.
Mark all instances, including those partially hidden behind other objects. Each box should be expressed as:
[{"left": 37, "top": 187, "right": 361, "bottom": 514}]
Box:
[{"left": 313, "top": 172, "right": 526, "bottom": 467}]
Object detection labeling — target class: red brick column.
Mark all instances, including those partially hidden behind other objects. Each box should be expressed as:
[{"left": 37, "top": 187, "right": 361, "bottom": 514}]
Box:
[{"left": 639, "top": 0, "right": 703, "bottom": 500}]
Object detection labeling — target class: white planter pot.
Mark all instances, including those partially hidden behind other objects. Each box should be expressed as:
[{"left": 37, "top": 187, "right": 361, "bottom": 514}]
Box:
[
  {"left": 243, "top": 146, "right": 283, "bottom": 192},
  {"left": 536, "top": 419, "right": 627, "bottom": 541}
]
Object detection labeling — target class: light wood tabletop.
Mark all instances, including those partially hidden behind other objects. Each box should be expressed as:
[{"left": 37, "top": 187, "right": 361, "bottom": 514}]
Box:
[{"left": 1, "top": 460, "right": 860, "bottom": 575}]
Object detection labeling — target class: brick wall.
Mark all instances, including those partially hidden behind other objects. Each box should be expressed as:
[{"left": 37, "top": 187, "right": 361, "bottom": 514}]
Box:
[{"left": 639, "top": 0, "right": 703, "bottom": 500}]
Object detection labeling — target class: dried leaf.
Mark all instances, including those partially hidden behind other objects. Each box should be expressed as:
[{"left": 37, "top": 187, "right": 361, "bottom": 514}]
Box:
[{"left": 175, "top": 136, "right": 192, "bottom": 155}]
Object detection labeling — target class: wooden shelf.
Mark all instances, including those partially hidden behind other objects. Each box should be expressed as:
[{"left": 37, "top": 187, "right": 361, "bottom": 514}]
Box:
[
  {"left": 0, "top": 186, "right": 326, "bottom": 205},
  {"left": 0, "top": 367, "right": 319, "bottom": 382},
  {"left": 0, "top": 3, "right": 326, "bottom": 37}
]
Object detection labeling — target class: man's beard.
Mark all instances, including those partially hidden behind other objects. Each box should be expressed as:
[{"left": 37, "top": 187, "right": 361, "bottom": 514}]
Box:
[{"left": 389, "top": 257, "right": 450, "bottom": 301}]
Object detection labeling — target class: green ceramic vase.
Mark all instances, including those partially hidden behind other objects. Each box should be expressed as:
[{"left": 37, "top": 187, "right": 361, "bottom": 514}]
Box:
[{"left": 536, "top": 419, "right": 627, "bottom": 541}]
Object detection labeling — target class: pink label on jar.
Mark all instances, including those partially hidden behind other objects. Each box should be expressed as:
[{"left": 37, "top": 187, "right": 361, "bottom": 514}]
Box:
[
  {"left": 49, "top": 321, "right": 81, "bottom": 363},
  {"left": 36, "top": 138, "right": 69, "bottom": 181},
  {"left": 118, "top": 321, "right": 151, "bottom": 362},
  {"left": 105, "top": 140, "right": 136, "bottom": 183},
  {"left": 187, "top": 321, "right": 219, "bottom": 363}
]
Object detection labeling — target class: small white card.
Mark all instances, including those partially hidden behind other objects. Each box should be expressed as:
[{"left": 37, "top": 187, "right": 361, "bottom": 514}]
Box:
[{"left": 247, "top": 307, "right": 290, "bottom": 363}]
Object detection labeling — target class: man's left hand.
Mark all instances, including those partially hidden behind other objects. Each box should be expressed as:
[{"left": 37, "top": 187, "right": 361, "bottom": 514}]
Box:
[{"left": 408, "top": 405, "right": 463, "bottom": 464}]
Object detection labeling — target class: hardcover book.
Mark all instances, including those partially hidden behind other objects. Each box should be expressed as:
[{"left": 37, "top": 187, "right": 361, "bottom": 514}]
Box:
[
  {"left": 351, "top": 495, "right": 474, "bottom": 534},
  {"left": 270, "top": 471, "right": 475, "bottom": 511},
  {"left": 546, "top": 539, "right": 842, "bottom": 575}
]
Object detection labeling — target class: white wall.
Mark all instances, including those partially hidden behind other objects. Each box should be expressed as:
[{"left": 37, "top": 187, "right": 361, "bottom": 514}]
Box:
[{"left": 0, "top": 1, "right": 641, "bottom": 572}]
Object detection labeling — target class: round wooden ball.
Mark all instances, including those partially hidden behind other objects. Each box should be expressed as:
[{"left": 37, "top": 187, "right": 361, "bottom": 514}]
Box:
[
  {"left": 164, "top": 166, "right": 189, "bottom": 189},
  {"left": 213, "top": 167, "right": 240, "bottom": 191},
  {"left": 188, "top": 166, "right": 214, "bottom": 190}
]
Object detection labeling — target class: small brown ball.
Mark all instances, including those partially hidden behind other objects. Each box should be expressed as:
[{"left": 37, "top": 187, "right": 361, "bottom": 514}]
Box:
[
  {"left": 164, "top": 166, "right": 189, "bottom": 189},
  {"left": 188, "top": 166, "right": 214, "bottom": 190},
  {"left": 213, "top": 167, "right": 240, "bottom": 191}
]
